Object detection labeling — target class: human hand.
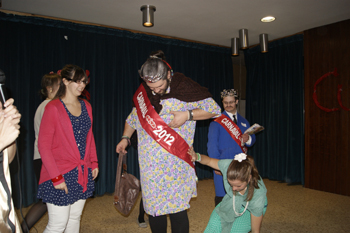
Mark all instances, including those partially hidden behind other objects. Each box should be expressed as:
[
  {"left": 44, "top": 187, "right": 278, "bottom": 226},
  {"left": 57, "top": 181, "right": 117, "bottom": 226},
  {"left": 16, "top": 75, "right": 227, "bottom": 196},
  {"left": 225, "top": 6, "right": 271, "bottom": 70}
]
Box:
[
  {"left": 214, "top": 170, "right": 222, "bottom": 176},
  {"left": 2, "top": 99, "right": 21, "bottom": 119},
  {"left": 0, "top": 99, "right": 21, "bottom": 151},
  {"left": 188, "top": 146, "right": 197, "bottom": 162},
  {"left": 54, "top": 181, "right": 68, "bottom": 194},
  {"left": 168, "top": 111, "right": 188, "bottom": 128},
  {"left": 242, "top": 133, "right": 249, "bottom": 143},
  {"left": 92, "top": 168, "right": 99, "bottom": 180},
  {"left": 116, "top": 140, "right": 128, "bottom": 154}
]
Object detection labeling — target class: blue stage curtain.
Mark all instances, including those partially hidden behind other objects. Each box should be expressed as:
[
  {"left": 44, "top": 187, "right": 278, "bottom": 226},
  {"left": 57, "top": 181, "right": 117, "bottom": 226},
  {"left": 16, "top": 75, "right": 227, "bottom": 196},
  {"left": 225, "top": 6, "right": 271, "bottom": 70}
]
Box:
[
  {"left": 0, "top": 12, "right": 233, "bottom": 207},
  {"left": 245, "top": 34, "right": 304, "bottom": 184}
]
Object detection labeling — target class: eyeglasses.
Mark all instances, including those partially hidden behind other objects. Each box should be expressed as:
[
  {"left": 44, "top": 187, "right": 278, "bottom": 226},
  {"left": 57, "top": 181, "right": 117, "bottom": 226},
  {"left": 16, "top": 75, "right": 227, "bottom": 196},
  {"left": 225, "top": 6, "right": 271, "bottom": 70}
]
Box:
[
  {"left": 65, "top": 78, "right": 89, "bottom": 85},
  {"left": 223, "top": 101, "right": 236, "bottom": 105}
]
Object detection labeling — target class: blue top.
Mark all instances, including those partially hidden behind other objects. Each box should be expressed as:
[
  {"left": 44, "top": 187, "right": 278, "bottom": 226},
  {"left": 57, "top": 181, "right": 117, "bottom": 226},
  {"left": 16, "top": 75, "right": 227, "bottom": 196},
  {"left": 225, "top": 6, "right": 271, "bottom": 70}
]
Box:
[
  {"left": 37, "top": 99, "right": 95, "bottom": 206},
  {"left": 207, "top": 111, "right": 256, "bottom": 196}
]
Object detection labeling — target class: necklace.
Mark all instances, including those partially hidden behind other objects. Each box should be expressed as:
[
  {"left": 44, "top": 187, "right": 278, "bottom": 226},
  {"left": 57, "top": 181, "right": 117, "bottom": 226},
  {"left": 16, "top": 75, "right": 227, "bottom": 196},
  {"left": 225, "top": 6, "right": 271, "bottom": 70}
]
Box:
[{"left": 232, "top": 192, "right": 249, "bottom": 216}]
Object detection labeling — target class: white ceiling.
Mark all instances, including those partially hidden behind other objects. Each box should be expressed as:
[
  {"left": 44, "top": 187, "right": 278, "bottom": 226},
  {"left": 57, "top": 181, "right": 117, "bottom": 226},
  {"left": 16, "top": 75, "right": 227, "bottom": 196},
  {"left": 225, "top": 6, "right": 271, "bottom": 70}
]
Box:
[{"left": 2, "top": 0, "right": 350, "bottom": 47}]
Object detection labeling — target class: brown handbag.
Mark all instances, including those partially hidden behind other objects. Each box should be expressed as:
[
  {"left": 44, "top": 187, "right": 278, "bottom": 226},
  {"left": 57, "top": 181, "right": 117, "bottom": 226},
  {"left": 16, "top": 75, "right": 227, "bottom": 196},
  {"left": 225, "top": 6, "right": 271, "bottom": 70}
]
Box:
[{"left": 113, "top": 152, "right": 141, "bottom": 215}]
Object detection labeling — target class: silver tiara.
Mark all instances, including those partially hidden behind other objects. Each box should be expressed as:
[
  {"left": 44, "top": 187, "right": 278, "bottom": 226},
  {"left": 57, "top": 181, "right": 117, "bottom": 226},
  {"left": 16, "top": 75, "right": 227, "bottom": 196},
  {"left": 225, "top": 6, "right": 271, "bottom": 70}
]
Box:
[
  {"left": 149, "top": 55, "right": 160, "bottom": 59},
  {"left": 141, "top": 73, "right": 163, "bottom": 83},
  {"left": 221, "top": 89, "right": 238, "bottom": 98}
]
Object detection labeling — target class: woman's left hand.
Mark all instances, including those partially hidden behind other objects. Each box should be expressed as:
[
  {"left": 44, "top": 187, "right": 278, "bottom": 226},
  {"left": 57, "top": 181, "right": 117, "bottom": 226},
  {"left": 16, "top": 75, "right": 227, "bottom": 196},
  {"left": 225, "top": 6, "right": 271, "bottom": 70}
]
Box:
[
  {"left": 168, "top": 111, "right": 188, "bottom": 128},
  {"left": 92, "top": 168, "right": 99, "bottom": 180},
  {"left": 54, "top": 182, "right": 68, "bottom": 194}
]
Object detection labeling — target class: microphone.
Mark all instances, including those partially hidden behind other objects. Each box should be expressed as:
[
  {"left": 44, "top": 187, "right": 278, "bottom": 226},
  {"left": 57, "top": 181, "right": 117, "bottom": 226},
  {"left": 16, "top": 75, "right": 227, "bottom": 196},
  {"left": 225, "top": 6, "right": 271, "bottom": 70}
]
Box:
[{"left": 0, "top": 69, "right": 8, "bottom": 107}]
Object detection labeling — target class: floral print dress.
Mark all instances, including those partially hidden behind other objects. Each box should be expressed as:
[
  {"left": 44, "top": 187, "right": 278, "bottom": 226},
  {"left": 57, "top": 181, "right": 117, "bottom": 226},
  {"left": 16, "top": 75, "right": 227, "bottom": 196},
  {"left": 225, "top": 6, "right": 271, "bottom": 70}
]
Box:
[{"left": 127, "top": 97, "right": 221, "bottom": 216}]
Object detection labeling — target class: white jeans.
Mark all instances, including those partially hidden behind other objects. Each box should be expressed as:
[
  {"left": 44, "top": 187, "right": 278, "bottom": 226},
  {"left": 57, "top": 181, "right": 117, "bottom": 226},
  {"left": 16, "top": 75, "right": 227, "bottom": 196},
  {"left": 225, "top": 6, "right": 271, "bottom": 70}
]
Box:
[{"left": 44, "top": 199, "right": 86, "bottom": 233}]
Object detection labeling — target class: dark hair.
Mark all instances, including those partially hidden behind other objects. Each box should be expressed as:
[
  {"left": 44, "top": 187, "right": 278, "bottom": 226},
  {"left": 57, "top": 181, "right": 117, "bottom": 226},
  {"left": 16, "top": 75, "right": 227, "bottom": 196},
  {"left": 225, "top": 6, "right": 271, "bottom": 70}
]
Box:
[
  {"left": 139, "top": 50, "right": 171, "bottom": 81},
  {"left": 40, "top": 73, "right": 61, "bottom": 99},
  {"left": 227, "top": 155, "right": 260, "bottom": 201},
  {"left": 55, "top": 64, "right": 87, "bottom": 99}
]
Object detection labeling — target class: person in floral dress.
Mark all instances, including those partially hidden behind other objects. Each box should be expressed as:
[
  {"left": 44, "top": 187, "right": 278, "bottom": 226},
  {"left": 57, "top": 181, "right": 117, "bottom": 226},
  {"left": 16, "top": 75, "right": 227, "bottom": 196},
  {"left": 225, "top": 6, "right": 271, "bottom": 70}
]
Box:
[{"left": 116, "top": 50, "right": 220, "bottom": 233}]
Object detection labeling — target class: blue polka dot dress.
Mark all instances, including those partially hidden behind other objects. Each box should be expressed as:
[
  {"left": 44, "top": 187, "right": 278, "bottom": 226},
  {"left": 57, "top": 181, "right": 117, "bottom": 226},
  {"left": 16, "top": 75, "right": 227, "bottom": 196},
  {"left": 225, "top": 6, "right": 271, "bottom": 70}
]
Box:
[{"left": 37, "top": 99, "right": 95, "bottom": 206}]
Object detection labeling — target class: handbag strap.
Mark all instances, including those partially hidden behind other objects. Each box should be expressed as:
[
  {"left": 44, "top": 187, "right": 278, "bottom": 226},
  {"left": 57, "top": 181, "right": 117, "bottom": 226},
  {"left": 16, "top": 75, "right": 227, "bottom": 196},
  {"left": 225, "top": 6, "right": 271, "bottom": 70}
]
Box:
[{"left": 115, "top": 152, "right": 127, "bottom": 198}]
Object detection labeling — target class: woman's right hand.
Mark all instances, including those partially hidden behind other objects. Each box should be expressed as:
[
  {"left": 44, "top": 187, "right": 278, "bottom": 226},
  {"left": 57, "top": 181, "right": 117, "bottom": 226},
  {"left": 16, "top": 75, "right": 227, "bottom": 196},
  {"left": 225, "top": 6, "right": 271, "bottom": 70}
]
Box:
[
  {"left": 116, "top": 139, "right": 128, "bottom": 154},
  {"left": 54, "top": 181, "right": 68, "bottom": 194}
]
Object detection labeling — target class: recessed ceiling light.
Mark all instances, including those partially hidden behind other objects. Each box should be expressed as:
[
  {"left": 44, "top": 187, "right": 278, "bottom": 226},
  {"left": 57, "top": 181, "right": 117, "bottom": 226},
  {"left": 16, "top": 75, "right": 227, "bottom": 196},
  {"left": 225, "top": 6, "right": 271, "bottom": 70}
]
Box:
[{"left": 261, "top": 16, "right": 276, "bottom": 23}]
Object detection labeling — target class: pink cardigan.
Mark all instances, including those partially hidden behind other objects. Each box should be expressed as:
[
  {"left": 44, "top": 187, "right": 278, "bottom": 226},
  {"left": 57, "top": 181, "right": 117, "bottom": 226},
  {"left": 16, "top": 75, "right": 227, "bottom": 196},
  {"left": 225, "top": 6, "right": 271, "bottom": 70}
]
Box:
[{"left": 38, "top": 98, "right": 98, "bottom": 192}]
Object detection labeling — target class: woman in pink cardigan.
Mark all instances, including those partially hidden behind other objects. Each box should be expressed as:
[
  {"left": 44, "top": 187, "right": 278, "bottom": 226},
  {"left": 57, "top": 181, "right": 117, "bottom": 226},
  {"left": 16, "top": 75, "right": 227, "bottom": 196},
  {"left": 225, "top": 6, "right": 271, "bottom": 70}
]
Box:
[{"left": 38, "top": 64, "right": 99, "bottom": 233}]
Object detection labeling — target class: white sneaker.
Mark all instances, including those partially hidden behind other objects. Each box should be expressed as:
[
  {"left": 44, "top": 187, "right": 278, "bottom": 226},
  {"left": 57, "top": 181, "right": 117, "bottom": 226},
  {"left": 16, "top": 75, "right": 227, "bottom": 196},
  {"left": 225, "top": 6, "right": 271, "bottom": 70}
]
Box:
[{"left": 137, "top": 219, "right": 147, "bottom": 228}]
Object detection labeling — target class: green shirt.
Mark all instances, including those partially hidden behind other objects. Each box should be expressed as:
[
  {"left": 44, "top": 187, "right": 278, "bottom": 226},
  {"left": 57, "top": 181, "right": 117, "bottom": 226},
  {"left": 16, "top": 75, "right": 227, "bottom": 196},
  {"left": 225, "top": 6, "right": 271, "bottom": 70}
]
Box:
[{"left": 215, "top": 159, "right": 267, "bottom": 232}]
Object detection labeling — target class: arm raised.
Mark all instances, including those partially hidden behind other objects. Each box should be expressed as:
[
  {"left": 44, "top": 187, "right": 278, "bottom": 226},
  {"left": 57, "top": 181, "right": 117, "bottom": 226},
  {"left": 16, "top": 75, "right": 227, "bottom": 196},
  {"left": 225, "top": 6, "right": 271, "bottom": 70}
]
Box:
[{"left": 188, "top": 147, "right": 220, "bottom": 171}]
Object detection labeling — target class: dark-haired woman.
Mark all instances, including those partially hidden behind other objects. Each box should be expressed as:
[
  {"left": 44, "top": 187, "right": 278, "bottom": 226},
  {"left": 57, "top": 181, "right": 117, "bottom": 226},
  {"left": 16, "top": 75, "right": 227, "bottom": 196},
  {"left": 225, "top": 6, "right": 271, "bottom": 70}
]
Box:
[
  {"left": 37, "top": 64, "right": 98, "bottom": 233},
  {"left": 188, "top": 148, "right": 267, "bottom": 233},
  {"left": 22, "top": 72, "right": 61, "bottom": 232}
]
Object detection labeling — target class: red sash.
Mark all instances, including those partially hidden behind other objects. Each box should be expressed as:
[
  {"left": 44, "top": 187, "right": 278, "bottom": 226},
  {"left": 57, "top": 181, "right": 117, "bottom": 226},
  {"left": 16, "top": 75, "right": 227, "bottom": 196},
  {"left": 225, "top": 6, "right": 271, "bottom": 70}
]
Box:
[
  {"left": 214, "top": 114, "right": 247, "bottom": 154},
  {"left": 133, "top": 84, "right": 194, "bottom": 168}
]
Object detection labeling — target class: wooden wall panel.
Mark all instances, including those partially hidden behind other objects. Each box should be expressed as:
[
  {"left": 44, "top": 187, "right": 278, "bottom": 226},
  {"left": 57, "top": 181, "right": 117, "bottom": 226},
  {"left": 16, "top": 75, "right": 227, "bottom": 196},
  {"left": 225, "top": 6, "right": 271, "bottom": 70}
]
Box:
[{"left": 304, "top": 19, "right": 350, "bottom": 196}]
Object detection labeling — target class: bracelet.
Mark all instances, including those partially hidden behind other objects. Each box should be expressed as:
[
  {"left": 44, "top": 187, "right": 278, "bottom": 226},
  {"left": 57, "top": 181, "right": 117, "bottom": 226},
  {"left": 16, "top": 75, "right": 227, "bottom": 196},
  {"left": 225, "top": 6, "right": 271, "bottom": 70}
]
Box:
[
  {"left": 196, "top": 153, "right": 201, "bottom": 162},
  {"left": 51, "top": 174, "right": 63, "bottom": 183},
  {"left": 188, "top": 110, "right": 194, "bottom": 121},
  {"left": 121, "top": 135, "right": 131, "bottom": 146}
]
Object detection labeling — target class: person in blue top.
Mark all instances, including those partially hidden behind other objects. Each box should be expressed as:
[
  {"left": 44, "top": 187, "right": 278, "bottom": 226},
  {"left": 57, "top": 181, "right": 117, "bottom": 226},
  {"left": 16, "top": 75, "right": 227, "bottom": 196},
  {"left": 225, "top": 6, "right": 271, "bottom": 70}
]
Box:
[
  {"left": 189, "top": 148, "right": 267, "bottom": 233},
  {"left": 37, "top": 65, "right": 99, "bottom": 233},
  {"left": 208, "top": 89, "right": 256, "bottom": 206}
]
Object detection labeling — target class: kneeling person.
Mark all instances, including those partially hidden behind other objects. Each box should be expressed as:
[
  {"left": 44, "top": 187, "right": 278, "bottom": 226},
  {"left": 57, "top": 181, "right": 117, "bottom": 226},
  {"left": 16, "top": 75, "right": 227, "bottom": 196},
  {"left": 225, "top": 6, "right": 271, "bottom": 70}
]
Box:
[{"left": 189, "top": 148, "right": 267, "bottom": 233}]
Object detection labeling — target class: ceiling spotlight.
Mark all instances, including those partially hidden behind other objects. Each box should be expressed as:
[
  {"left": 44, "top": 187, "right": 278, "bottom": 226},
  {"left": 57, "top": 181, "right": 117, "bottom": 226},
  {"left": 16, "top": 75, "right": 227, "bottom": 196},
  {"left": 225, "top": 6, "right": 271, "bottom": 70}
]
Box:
[
  {"left": 259, "top": 33, "right": 269, "bottom": 53},
  {"left": 141, "top": 5, "right": 156, "bottom": 27},
  {"left": 239, "top": 29, "right": 249, "bottom": 50},
  {"left": 231, "top": 38, "right": 240, "bottom": 56},
  {"left": 261, "top": 16, "right": 276, "bottom": 23}
]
